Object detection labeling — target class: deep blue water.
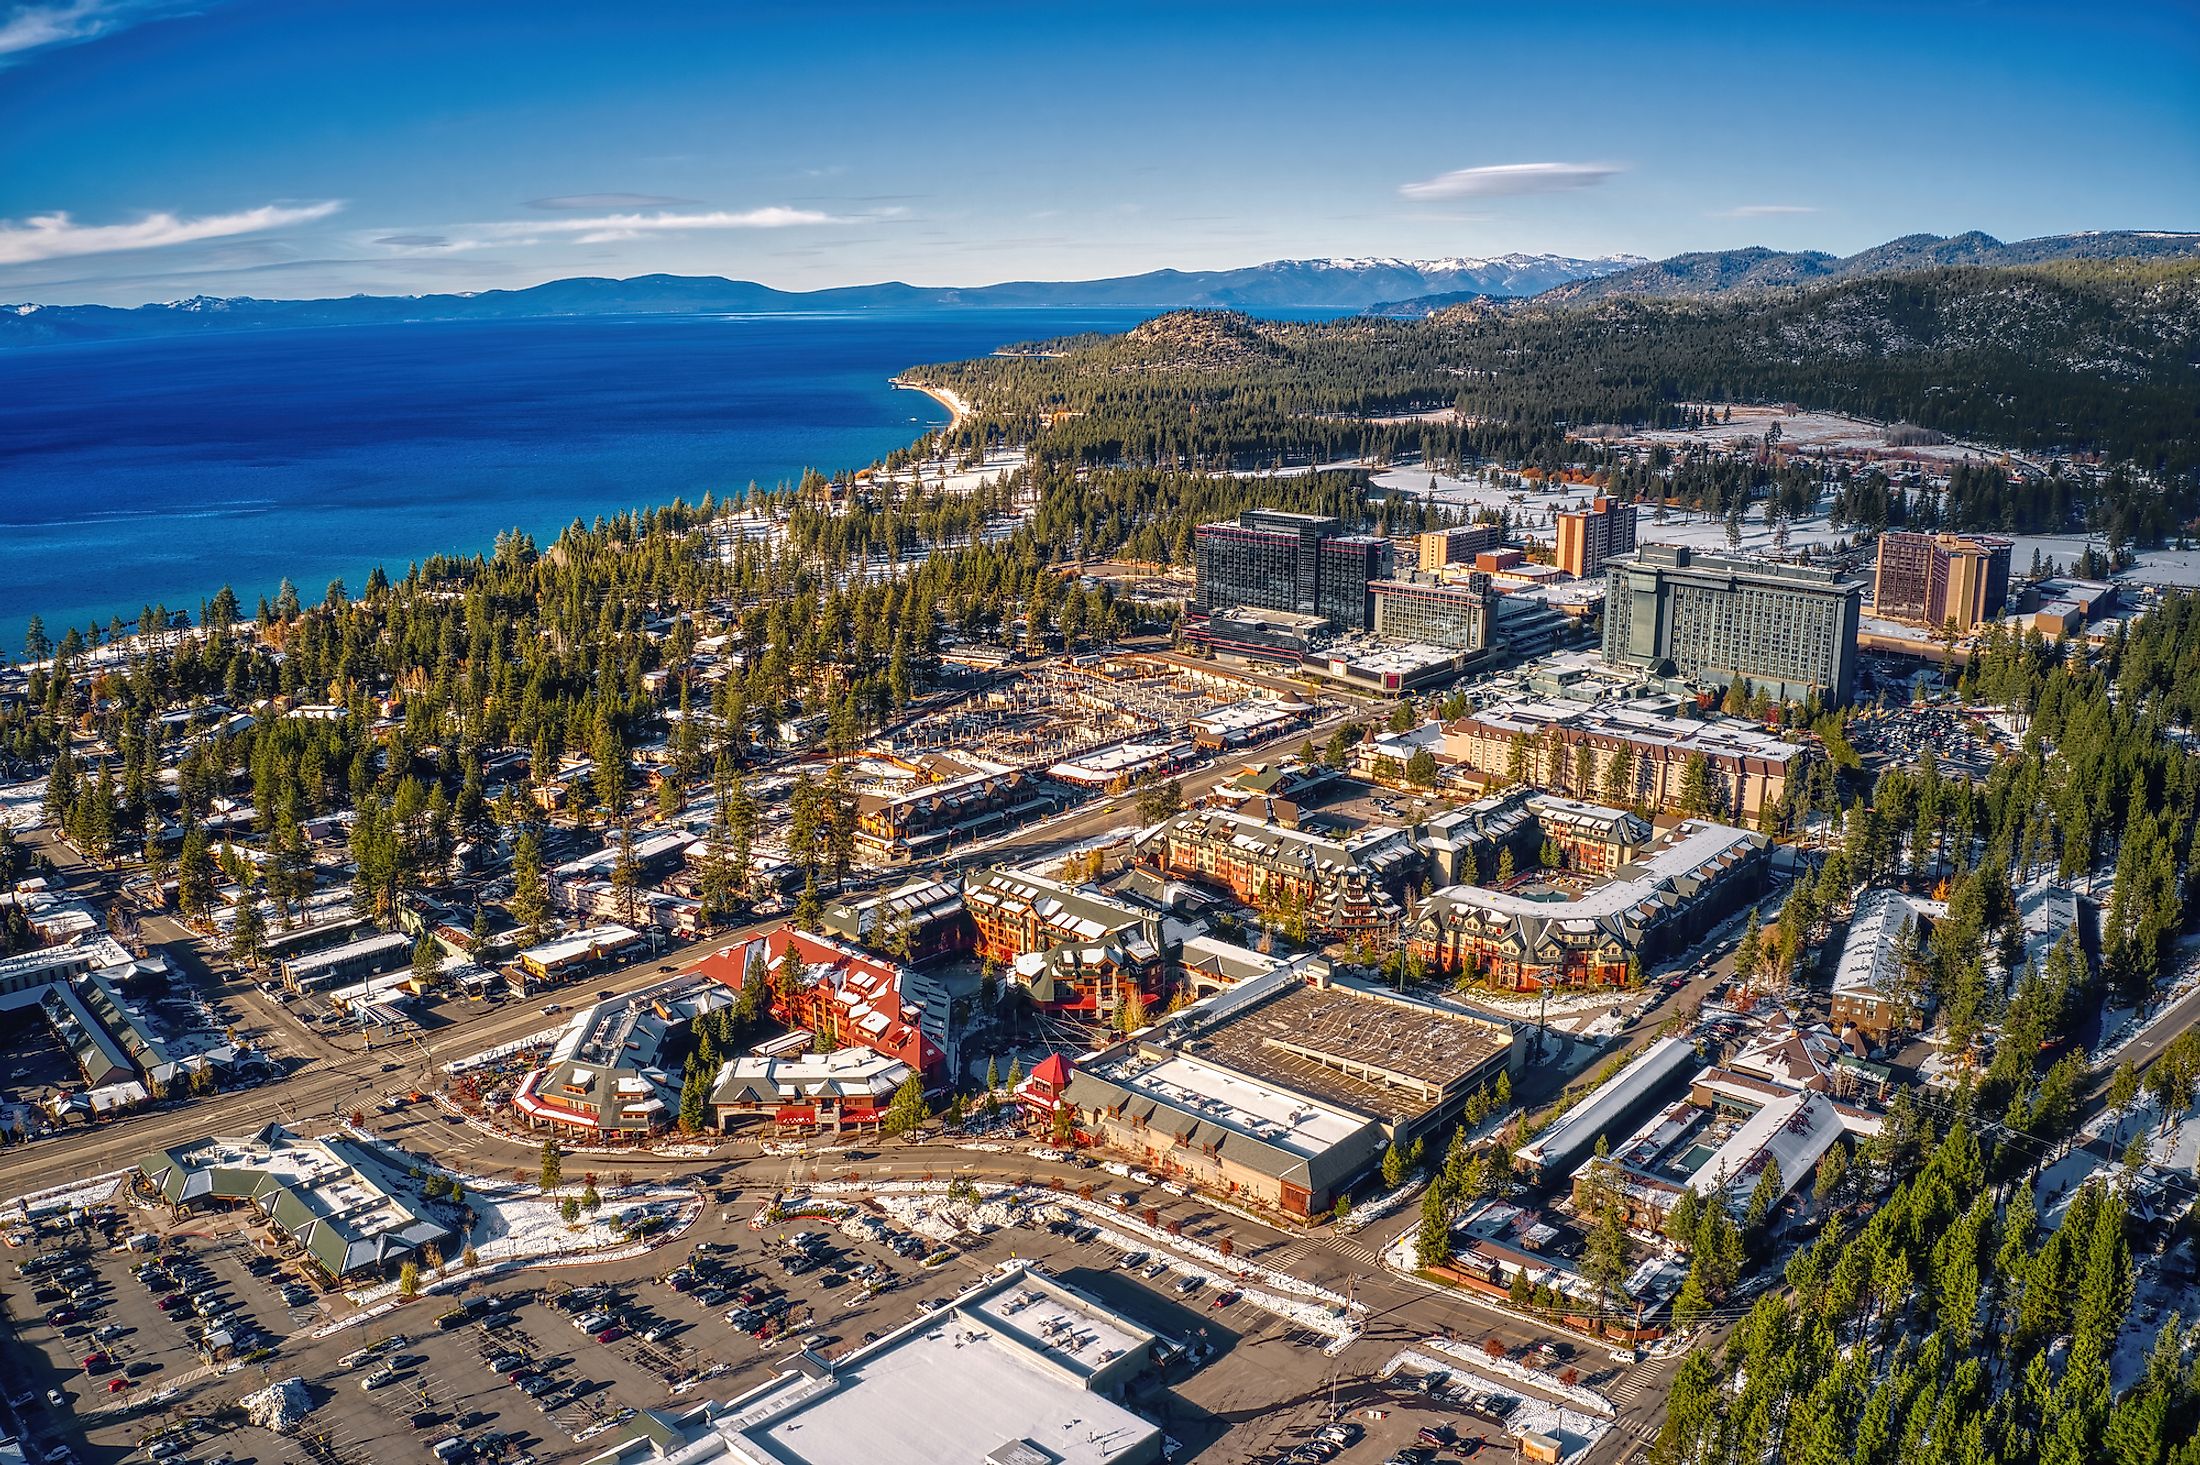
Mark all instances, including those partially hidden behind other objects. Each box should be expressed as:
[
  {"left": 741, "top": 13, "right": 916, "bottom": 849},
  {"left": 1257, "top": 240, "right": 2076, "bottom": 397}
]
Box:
[{"left": 0, "top": 309, "right": 1170, "bottom": 654}]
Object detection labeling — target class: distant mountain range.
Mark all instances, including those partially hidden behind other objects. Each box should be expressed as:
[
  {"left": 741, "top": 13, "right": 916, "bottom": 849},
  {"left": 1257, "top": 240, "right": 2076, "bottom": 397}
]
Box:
[
  {"left": 1364, "top": 230, "right": 2200, "bottom": 315},
  {"left": 0, "top": 253, "right": 1643, "bottom": 347}
]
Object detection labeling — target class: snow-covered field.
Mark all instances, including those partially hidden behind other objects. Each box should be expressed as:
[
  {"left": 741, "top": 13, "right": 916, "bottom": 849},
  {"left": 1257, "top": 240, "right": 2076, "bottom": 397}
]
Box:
[{"left": 865, "top": 435, "right": 1026, "bottom": 498}]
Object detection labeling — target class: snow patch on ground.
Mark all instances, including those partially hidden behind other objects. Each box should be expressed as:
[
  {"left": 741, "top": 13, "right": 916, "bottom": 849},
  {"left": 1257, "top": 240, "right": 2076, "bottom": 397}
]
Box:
[
  {"left": 6, "top": 1170, "right": 126, "bottom": 1215},
  {"left": 1383, "top": 1344, "right": 1612, "bottom": 1461},
  {"left": 1335, "top": 1173, "right": 1425, "bottom": 1234},
  {"left": 800, "top": 1177, "right": 1362, "bottom": 1352}
]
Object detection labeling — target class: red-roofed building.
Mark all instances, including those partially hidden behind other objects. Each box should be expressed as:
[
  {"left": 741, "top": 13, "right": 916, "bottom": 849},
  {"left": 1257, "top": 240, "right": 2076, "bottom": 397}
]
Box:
[
  {"left": 693, "top": 929, "right": 950, "bottom": 1084},
  {"left": 1015, "top": 1053, "right": 1076, "bottom": 1121}
]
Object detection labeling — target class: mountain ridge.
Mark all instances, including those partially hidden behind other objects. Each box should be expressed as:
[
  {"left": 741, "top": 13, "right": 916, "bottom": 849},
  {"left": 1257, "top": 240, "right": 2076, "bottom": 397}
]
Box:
[
  {"left": 1361, "top": 230, "right": 2200, "bottom": 316},
  {"left": 0, "top": 254, "right": 1644, "bottom": 347}
]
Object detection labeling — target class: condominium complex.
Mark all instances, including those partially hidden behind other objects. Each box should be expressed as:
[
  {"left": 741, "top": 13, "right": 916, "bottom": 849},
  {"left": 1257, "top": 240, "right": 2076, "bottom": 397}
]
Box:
[
  {"left": 1554, "top": 497, "right": 1637, "bottom": 579},
  {"left": 1408, "top": 818, "right": 1770, "bottom": 990},
  {"left": 963, "top": 866, "right": 1169, "bottom": 1013},
  {"left": 1194, "top": 509, "right": 1394, "bottom": 630},
  {"left": 1132, "top": 806, "right": 1418, "bottom": 937},
  {"left": 1441, "top": 692, "right": 1805, "bottom": 820},
  {"left": 1872, "top": 530, "right": 2013, "bottom": 631},
  {"left": 1369, "top": 572, "right": 1498, "bottom": 652},
  {"left": 1603, "top": 545, "right": 1865, "bottom": 705}
]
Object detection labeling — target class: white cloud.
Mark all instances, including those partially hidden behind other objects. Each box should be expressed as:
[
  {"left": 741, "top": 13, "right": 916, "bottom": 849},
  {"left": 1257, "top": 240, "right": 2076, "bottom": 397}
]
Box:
[
  {"left": 1714, "top": 203, "right": 1819, "bottom": 218},
  {"left": 455, "top": 206, "right": 851, "bottom": 248},
  {"left": 525, "top": 193, "right": 698, "bottom": 211},
  {"left": 0, "top": 201, "right": 344, "bottom": 265},
  {"left": 0, "top": 0, "right": 195, "bottom": 61},
  {"left": 1399, "top": 162, "right": 1623, "bottom": 201}
]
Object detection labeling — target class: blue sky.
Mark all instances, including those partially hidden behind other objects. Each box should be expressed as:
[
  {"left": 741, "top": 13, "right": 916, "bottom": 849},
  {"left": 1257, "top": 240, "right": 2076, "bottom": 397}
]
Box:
[{"left": 2, "top": 0, "right": 2194, "bottom": 305}]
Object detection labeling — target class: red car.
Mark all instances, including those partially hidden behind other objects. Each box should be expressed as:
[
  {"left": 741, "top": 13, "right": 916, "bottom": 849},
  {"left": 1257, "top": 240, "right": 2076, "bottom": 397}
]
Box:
[
  {"left": 45, "top": 1308, "right": 77, "bottom": 1326},
  {"left": 158, "top": 1295, "right": 183, "bottom": 1311},
  {"left": 81, "top": 1352, "right": 111, "bottom": 1373},
  {"left": 594, "top": 1326, "right": 623, "bottom": 1344},
  {"left": 107, "top": 1378, "right": 129, "bottom": 1394}
]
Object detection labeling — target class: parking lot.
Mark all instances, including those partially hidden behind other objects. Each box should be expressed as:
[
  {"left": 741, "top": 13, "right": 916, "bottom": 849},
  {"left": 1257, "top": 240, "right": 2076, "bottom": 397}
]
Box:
[{"left": 4, "top": 1171, "right": 1396, "bottom": 1465}]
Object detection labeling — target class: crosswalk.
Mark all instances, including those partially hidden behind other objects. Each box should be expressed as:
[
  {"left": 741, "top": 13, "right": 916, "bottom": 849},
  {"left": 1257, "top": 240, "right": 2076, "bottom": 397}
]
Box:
[
  {"left": 1326, "top": 1235, "right": 1386, "bottom": 1268},
  {"left": 1607, "top": 1357, "right": 1661, "bottom": 1405}
]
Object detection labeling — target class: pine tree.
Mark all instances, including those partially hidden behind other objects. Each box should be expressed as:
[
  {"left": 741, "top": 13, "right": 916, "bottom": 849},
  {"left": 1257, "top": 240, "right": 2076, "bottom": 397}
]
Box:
[
  {"left": 509, "top": 831, "right": 548, "bottom": 946},
  {"left": 538, "top": 1139, "right": 563, "bottom": 1192},
  {"left": 412, "top": 930, "right": 442, "bottom": 990},
  {"left": 229, "top": 896, "right": 266, "bottom": 970}
]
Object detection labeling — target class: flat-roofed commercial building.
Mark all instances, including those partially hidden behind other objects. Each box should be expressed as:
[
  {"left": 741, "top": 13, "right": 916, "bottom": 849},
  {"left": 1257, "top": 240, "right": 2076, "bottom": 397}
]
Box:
[
  {"left": 1514, "top": 1034, "right": 1700, "bottom": 1180},
  {"left": 1194, "top": 509, "right": 1394, "bottom": 630},
  {"left": 1873, "top": 531, "right": 2013, "bottom": 631},
  {"left": 281, "top": 930, "right": 412, "bottom": 994},
  {"left": 1442, "top": 694, "right": 1805, "bottom": 821},
  {"left": 1408, "top": 818, "right": 1770, "bottom": 990},
  {"left": 1370, "top": 574, "right": 1498, "bottom": 652},
  {"left": 1554, "top": 498, "right": 1637, "bottom": 580},
  {"left": 1417, "top": 523, "right": 1503, "bottom": 571},
  {"left": 1061, "top": 969, "right": 1517, "bottom": 1217},
  {"left": 1603, "top": 545, "right": 1865, "bottom": 705},
  {"left": 582, "top": 1263, "right": 1160, "bottom": 1465}
]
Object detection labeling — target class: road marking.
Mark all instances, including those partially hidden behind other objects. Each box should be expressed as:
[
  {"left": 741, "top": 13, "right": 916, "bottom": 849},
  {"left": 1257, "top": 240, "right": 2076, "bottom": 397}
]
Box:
[{"left": 1326, "top": 1237, "right": 1384, "bottom": 1267}]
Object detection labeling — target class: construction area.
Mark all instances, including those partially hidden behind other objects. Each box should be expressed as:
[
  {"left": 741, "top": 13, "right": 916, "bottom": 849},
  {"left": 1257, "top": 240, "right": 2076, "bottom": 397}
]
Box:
[{"left": 879, "top": 656, "right": 1316, "bottom": 771}]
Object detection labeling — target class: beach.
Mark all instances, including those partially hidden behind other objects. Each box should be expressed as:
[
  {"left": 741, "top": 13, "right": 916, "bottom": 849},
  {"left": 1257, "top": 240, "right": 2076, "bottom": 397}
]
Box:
[{"left": 893, "top": 376, "right": 971, "bottom": 430}]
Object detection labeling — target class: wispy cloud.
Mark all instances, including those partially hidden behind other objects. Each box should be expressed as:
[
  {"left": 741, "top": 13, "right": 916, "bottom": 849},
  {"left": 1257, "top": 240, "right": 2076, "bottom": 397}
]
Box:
[
  {"left": 1399, "top": 162, "right": 1623, "bottom": 201},
  {"left": 524, "top": 193, "right": 698, "bottom": 211},
  {"left": 0, "top": 201, "right": 343, "bottom": 265},
  {"left": 0, "top": 0, "right": 200, "bottom": 62},
  {"left": 455, "top": 206, "right": 857, "bottom": 248},
  {"left": 1713, "top": 203, "right": 1818, "bottom": 218}
]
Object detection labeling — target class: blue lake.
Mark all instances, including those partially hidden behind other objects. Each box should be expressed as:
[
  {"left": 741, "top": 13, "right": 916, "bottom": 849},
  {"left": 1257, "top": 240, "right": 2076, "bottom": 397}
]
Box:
[{"left": 0, "top": 309, "right": 1161, "bottom": 652}]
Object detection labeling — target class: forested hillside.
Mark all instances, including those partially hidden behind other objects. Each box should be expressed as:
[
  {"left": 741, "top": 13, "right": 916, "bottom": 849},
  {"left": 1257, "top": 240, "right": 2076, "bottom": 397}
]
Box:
[{"left": 910, "top": 260, "right": 2200, "bottom": 518}]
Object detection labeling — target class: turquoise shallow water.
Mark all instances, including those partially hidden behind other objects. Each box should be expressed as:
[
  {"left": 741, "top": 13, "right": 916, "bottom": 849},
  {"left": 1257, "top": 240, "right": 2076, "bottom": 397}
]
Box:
[{"left": 0, "top": 308, "right": 1161, "bottom": 652}]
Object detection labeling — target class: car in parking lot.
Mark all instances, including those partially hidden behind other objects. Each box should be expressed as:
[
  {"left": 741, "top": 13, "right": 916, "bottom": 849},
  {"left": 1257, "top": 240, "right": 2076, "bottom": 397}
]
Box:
[
  {"left": 94, "top": 1323, "right": 125, "bottom": 1340},
  {"left": 594, "top": 1325, "right": 624, "bottom": 1343},
  {"left": 45, "top": 1388, "right": 67, "bottom": 1409},
  {"left": 361, "top": 1367, "right": 398, "bottom": 1391},
  {"left": 45, "top": 1307, "right": 78, "bottom": 1326}
]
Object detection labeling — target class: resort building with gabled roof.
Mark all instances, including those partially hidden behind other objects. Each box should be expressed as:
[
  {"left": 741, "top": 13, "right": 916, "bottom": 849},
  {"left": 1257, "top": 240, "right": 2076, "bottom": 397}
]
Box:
[
  {"left": 135, "top": 1126, "right": 453, "bottom": 1281},
  {"left": 1408, "top": 818, "right": 1770, "bottom": 990}
]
